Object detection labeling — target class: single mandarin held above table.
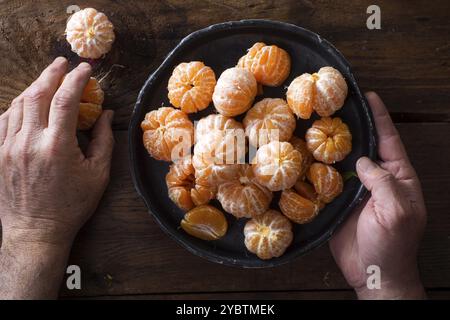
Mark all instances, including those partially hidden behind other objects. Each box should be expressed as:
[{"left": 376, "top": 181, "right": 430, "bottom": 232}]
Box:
[
  {"left": 238, "top": 42, "right": 291, "bottom": 87},
  {"left": 65, "top": 8, "right": 115, "bottom": 59},
  {"left": 168, "top": 61, "right": 216, "bottom": 113}
]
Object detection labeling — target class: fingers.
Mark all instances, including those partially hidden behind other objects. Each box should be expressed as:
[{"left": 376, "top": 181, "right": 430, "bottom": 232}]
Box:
[
  {"left": 0, "top": 112, "right": 8, "bottom": 146},
  {"left": 6, "top": 97, "right": 24, "bottom": 138},
  {"left": 366, "top": 92, "right": 409, "bottom": 163},
  {"left": 86, "top": 110, "right": 115, "bottom": 164},
  {"left": 22, "top": 57, "right": 68, "bottom": 131},
  {"left": 48, "top": 62, "right": 92, "bottom": 140}
]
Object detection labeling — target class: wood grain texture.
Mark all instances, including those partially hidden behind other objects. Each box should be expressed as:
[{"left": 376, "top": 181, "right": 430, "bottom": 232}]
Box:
[
  {"left": 0, "top": 0, "right": 449, "bottom": 127},
  {"left": 58, "top": 123, "right": 450, "bottom": 298}
]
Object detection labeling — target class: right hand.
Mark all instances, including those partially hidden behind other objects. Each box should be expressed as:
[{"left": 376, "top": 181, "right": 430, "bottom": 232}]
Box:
[{"left": 329, "top": 92, "right": 427, "bottom": 299}]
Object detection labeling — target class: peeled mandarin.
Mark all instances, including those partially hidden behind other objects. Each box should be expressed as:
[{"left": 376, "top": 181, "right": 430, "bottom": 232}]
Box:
[
  {"left": 166, "top": 157, "right": 214, "bottom": 211},
  {"left": 286, "top": 66, "right": 348, "bottom": 119},
  {"left": 305, "top": 117, "right": 352, "bottom": 164},
  {"left": 181, "top": 205, "right": 228, "bottom": 241},
  {"left": 238, "top": 42, "right": 291, "bottom": 87},
  {"left": 289, "top": 136, "right": 314, "bottom": 180},
  {"left": 243, "top": 98, "right": 296, "bottom": 147},
  {"left": 168, "top": 61, "right": 216, "bottom": 113},
  {"left": 195, "top": 114, "right": 243, "bottom": 143},
  {"left": 252, "top": 141, "right": 302, "bottom": 191},
  {"left": 307, "top": 163, "right": 343, "bottom": 204},
  {"left": 279, "top": 189, "right": 320, "bottom": 224},
  {"left": 192, "top": 133, "right": 242, "bottom": 191},
  {"left": 244, "top": 210, "right": 293, "bottom": 260},
  {"left": 141, "top": 107, "right": 194, "bottom": 162},
  {"left": 65, "top": 8, "right": 115, "bottom": 59},
  {"left": 217, "top": 164, "right": 273, "bottom": 218},
  {"left": 212, "top": 67, "right": 257, "bottom": 117}
]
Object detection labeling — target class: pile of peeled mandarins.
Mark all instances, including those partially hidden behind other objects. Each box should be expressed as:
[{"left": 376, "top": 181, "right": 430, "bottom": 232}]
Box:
[{"left": 141, "top": 42, "right": 352, "bottom": 260}]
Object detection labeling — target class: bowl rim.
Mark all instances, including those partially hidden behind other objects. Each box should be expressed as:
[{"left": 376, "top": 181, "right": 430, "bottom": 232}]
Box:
[{"left": 128, "top": 19, "right": 378, "bottom": 268}]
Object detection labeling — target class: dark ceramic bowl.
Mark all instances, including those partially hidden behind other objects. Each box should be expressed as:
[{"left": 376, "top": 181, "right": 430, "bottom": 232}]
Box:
[{"left": 129, "top": 20, "right": 377, "bottom": 268}]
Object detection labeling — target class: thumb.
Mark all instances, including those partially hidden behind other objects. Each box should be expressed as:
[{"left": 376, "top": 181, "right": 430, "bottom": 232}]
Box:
[
  {"left": 86, "top": 110, "right": 115, "bottom": 163},
  {"left": 357, "top": 156, "right": 397, "bottom": 194}
]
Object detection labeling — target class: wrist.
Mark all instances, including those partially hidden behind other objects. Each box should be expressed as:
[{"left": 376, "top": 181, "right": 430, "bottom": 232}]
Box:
[{"left": 355, "top": 267, "right": 426, "bottom": 300}]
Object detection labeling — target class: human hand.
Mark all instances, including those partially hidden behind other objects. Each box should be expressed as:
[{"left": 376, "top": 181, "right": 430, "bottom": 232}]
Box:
[
  {"left": 329, "top": 92, "right": 427, "bottom": 299},
  {"left": 0, "top": 57, "right": 114, "bottom": 299}
]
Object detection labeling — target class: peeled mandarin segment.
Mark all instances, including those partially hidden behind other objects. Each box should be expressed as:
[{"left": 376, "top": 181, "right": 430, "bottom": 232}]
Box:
[
  {"left": 167, "top": 61, "right": 216, "bottom": 113},
  {"left": 314, "top": 67, "right": 348, "bottom": 117},
  {"left": 238, "top": 42, "right": 291, "bottom": 87},
  {"left": 166, "top": 158, "right": 195, "bottom": 211},
  {"left": 180, "top": 205, "right": 228, "bottom": 241},
  {"left": 195, "top": 114, "right": 243, "bottom": 143},
  {"left": 286, "top": 73, "right": 315, "bottom": 119},
  {"left": 217, "top": 164, "right": 273, "bottom": 218},
  {"left": 141, "top": 107, "right": 194, "bottom": 162},
  {"left": 305, "top": 117, "right": 352, "bottom": 164},
  {"left": 78, "top": 103, "right": 102, "bottom": 130},
  {"left": 279, "top": 189, "right": 320, "bottom": 224},
  {"left": 243, "top": 98, "right": 296, "bottom": 148},
  {"left": 307, "top": 162, "right": 343, "bottom": 204},
  {"left": 289, "top": 136, "right": 314, "bottom": 179},
  {"left": 65, "top": 8, "right": 115, "bottom": 59},
  {"left": 244, "top": 210, "right": 293, "bottom": 260},
  {"left": 212, "top": 67, "right": 257, "bottom": 117},
  {"left": 252, "top": 141, "right": 302, "bottom": 191}
]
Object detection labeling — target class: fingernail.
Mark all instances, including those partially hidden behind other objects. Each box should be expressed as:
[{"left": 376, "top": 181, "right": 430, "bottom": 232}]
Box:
[
  {"left": 54, "top": 56, "right": 67, "bottom": 64},
  {"left": 78, "top": 62, "right": 92, "bottom": 71},
  {"left": 357, "top": 157, "right": 377, "bottom": 173}
]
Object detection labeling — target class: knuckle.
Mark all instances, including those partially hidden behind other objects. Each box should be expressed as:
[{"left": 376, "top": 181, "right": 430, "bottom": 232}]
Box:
[
  {"left": 24, "top": 85, "right": 48, "bottom": 102},
  {"left": 52, "top": 91, "right": 73, "bottom": 109}
]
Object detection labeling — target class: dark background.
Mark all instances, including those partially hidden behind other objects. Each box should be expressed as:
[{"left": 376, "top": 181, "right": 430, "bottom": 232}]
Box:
[{"left": 0, "top": 0, "right": 449, "bottom": 299}]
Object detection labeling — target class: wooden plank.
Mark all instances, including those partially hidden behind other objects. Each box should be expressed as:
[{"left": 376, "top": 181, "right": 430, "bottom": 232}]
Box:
[
  {"left": 59, "top": 123, "right": 450, "bottom": 297},
  {"left": 67, "top": 289, "right": 450, "bottom": 300},
  {"left": 1, "top": 0, "right": 449, "bottom": 128}
]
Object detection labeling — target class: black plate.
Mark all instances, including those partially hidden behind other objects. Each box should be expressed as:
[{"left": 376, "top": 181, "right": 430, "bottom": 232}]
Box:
[{"left": 129, "top": 20, "right": 377, "bottom": 268}]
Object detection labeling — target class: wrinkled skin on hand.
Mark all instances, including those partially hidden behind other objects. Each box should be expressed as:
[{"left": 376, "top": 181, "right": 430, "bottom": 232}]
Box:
[{"left": 330, "top": 92, "right": 427, "bottom": 300}]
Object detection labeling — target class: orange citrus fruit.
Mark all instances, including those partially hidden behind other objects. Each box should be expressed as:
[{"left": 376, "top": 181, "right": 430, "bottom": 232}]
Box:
[
  {"left": 244, "top": 210, "right": 293, "bottom": 260},
  {"left": 217, "top": 164, "right": 273, "bottom": 218},
  {"left": 237, "top": 42, "right": 291, "bottom": 87},
  {"left": 286, "top": 66, "right": 348, "bottom": 119},
  {"left": 167, "top": 61, "right": 216, "bottom": 113},
  {"left": 305, "top": 117, "right": 352, "bottom": 164},
  {"left": 181, "top": 205, "right": 228, "bottom": 241},
  {"left": 279, "top": 189, "right": 320, "bottom": 224},
  {"left": 65, "top": 8, "right": 115, "bottom": 59},
  {"left": 307, "top": 163, "right": 343, "bottom": 204},
  {"left": 195, "top": 114, "right": 243, "bottom": 143},
  {"left": 212, "top": 67, "right": 257, "bottom": 117},
  {"left": 166, "top": 157, "right": 214, "bottom": 211},
  {"left": 252, "top": 141, "right": 302, "bottom": 191},
  {"left": 289, "top": 136, "right": 314, "bottom": 180},
  {"left": 78, "top": 103, "right": 102, "bottom": 131},
  {"left": 141, "top": 107, "right": 194, "bottom": 162},
  {"left": 243, "top": 98, "right": 296, "bottom": 147}
]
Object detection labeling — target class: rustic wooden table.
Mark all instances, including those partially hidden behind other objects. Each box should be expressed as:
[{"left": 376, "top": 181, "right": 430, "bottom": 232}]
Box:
[{"left": 0, "top": 0, "right": 449, "bottom": 299}]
